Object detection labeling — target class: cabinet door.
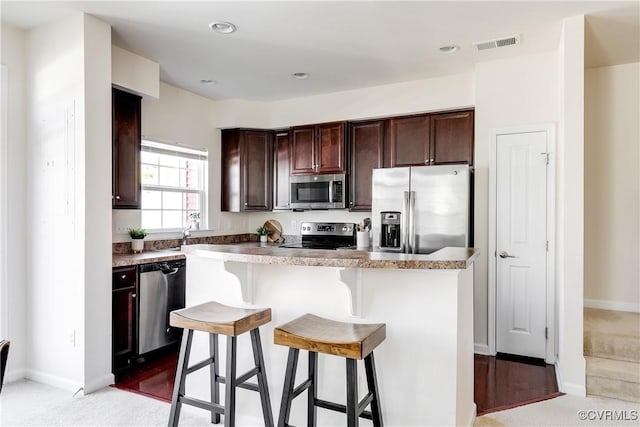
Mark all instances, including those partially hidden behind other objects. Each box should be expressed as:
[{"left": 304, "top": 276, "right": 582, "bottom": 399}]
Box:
[
  {"left": 241, "top": 130, "right": 273, "bottom": 211},
  {"left": 349, "top": 121, "right": 384, "bottom": 211},
  {"left": 387, "top": 115, "right": 430, "bottom": 167},
  {"left": 273, "top": 131, "right": 291, "bottom": 210},
  {"left": 112, "top": 266, "right": 137, "bottom": 372},
  {"left": 316, "top": 122, "right": 346, "bottom": 174},
  {"left": 430, "top": 110, "right": 474, "bottom": 165},
  {"left": 112, "top": 88, "right": 141, "bottom": 208},
  {"left": 290, "top": 126, "right": 316, "bottom": 175},
  {"left": 221, "top": 130, "right": 241, "bottom": 212}
]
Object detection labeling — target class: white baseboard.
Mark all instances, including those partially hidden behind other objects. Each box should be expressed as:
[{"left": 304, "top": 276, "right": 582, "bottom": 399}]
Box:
[
  {"left": 584, "top": 298, "right": 640, "bottom": 313},
  {"left": 464, "top": 402, "right": 477, "bottom": 426},
  {"left": 555, "top": 359, "right": 586, "bottom": 396},
  {"left": 84, "top": 373, "right": 114, "bottom": 394},
  {"left": 25, "top": 369, "right": 83, "bottom": 393},
  {"left": 4, "top": 368, "right": 27, "bottom": 384},
  {"left": 474, "top": 343, "right": 490, "bottom": 355}
]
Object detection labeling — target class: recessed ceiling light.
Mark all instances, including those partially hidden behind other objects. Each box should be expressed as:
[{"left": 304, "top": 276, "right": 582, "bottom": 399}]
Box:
[
  {"left": 200, "top": 79, "right": 216, "bottom": 85},
  {"left": 292, "top": 72, "right": 310, "bottom": 80},
  {"left": 209, "top": 21, "right": 236, "bottom": 34},
  {"left": 439, "top": 45, "right": 460, "bottom": 54}
]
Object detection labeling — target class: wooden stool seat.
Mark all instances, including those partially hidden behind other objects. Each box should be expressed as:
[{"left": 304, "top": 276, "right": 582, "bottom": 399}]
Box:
[
  {"left": 274, "top": 313, "right": 385, "bottom": 360},
  {"left": 170, "top": 301, "right": 271, "bottom": 336},
  {"left": 168, "top": 301, "right": 274, "bottom": 427},
  {"left": 274, "top": 314, "right": 386, "bottom": 427}
]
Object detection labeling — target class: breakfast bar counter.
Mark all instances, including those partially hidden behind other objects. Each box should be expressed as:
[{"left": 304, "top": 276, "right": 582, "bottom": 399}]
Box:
[{"left": 183, "top": 242, "right": 479, "bottom": 426}]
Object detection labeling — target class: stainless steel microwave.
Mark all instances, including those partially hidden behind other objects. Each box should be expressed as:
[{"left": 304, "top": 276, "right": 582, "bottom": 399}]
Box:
[{"left": 290, "top": 174, "right": 346, "bottom": 209}]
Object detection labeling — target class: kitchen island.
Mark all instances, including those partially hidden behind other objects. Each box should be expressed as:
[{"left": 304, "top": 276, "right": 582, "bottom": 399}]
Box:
[{"left": 182, "top": 243, "right": 479, "bottom": 426}]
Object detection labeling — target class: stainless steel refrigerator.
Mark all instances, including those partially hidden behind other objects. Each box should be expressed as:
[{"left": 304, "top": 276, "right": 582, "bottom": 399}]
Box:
[{"left": 372, "top": 165, "right": 471, "bottom": 254}]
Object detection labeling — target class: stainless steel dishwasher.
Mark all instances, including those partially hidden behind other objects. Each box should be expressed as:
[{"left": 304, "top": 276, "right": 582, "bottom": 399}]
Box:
[{"left": 138, "top": 259, "right": 186, "bottom": 355}]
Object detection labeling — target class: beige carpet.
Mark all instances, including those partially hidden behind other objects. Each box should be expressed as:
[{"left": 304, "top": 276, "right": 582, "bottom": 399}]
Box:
[
  {"left": 475, "top": 394, "right": 639, "bottom": 427},
  {"left": 2, "top": 379, "right": 639, "bottom": 426}
]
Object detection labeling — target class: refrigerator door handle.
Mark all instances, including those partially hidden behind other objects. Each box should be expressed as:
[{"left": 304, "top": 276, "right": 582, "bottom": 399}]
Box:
[
  {"left": 408, "top": 191, "right": 416, "bottom": 253},
  {"left": 402, "top": 191, "right": 410, "bottom": 253}
]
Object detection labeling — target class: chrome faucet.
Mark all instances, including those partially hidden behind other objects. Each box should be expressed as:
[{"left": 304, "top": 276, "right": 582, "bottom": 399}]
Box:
[{"left": 182, "top": 227, "right": 191, "bottom": 246}]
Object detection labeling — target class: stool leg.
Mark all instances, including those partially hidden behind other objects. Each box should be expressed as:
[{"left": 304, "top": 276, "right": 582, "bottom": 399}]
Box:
[
  {"left": 169, "top": 328, "right": 193, "bottom": 427},
  {"left": 364, "top": 352, "right": 383, "bottom": 427},
  {"left": 224, "top": 335, "right": 237, "bottom": 427},
  {"left": 210, "top": 333, "right": 220, "bottom": 424},
  {"left": 307, "top": 351, "right": 317, "bottom": 427},
  {"left": 346, "top": 358, "right": 358, "bottom": 427},
  {"left": 250, "top": 328, "right": 274, "bottom": 427},
  {"left": 278, "top": 348, "right": 299, "bottom": 427}
]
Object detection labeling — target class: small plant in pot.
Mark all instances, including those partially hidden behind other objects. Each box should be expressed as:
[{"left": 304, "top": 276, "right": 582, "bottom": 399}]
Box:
[
  {"left": 256, "top": 226, "right": 270, "bottom": 243},
  {"left": 188, "top": 212, "right": 200, "bottom": 231},
  {"left": 128, "top": 228, "right": 148, "bottom": 253}
]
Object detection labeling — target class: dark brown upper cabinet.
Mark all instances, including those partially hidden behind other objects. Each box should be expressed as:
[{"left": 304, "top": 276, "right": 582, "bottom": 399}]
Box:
[
  {"left": 349, "top": 120, "right": 384, "bottom": 211},
  {"left": 429, "top": 110, "right": 474, "bottom": 166},
  {"left": 291, "top": 121, "right": 346, "bottom": 175},
  {"left": 386, "top": 114, "right": 431, "bottom": 168},
  {"left": 221, "top": 129, "right": 273, "bottom": 212},
  {"left": 112, "top": 88, "right": 141, "bottom": 208},
  {"left": 273, "top": 131, "right": 291, "bottom": 210},
  {"left": 386, "top": 110, "right": 474, "bottom": 168}
]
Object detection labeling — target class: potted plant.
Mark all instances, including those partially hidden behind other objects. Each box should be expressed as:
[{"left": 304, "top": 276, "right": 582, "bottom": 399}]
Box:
[
  {"left": 128, "top": 228, "right": 148, "bottom": 253},
  {"left": 188, "top": 212, "right": 200, "bottom": 231},
  {"left": 256, "top": 226, "right": 270, "bottom": 243}
]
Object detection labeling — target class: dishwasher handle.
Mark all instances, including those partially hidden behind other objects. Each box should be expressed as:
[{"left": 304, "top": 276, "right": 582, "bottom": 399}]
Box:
[{"left": 162, "top": 268, "right": 179, "bottom": 275}]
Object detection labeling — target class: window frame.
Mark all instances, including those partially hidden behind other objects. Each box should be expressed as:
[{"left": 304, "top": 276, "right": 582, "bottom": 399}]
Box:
[{"left": 140, "top": 139, "right": 208, "bottom": 232}]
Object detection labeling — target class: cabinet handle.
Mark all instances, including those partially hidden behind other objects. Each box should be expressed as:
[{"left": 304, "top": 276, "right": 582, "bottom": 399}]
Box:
[
  {"left": 244, "top": 202, "right": 248, "bottom": 206},
  {"left": 120, "top": 274, "right": 126, "bottom": 279},
  {"left": 132, "top": 293, "right": 137, "bottom": 298},
  {"left": 430, "top": 159, "right": 434, "bottom": 164},
  {"left": 424, "top": 160, "right": 429, "bottom": 165},
  {"left": 350, "top": 201, "right": 353, "bottom": 205},
  {"left": 115, "top": 195, "right": 121, "bottom": 200}
]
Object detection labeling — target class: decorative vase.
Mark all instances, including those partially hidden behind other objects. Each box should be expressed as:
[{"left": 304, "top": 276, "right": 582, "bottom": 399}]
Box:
[
  {"left": 131, "top": 238, "right": 145, "bottom": 253},
  {"left": 260, "top": 235, "right": 268, "bottom": 243}
]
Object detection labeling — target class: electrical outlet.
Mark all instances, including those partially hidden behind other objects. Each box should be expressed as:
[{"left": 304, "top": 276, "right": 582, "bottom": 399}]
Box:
[{"left": 116, "top": 226, "right": 128, "bottom": 233}]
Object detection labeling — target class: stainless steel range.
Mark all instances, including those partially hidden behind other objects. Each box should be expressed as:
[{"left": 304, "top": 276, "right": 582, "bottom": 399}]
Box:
[{"left": 280, "top": 222, "right": 356, "bottom": 249}]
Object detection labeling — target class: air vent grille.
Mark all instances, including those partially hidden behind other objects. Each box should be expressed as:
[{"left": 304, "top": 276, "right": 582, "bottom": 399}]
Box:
[{"left": 474, "top": 34, "right": 520, "bottom": 51}]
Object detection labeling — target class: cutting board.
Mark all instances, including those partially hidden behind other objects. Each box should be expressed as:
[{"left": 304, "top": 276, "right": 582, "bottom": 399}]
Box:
[{"left": 263, "top": 219, "right": 283, "bottom": 242}]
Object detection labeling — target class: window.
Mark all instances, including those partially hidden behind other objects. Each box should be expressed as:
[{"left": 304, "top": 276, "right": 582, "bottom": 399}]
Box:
[{"left": 141, "top": 140, "right": 208, "bottom": 230}]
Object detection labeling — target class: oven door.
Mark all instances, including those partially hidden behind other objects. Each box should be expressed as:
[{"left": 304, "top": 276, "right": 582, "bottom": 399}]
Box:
[{"left": 290, "top": 174, "right": 345, "bottom": 209}]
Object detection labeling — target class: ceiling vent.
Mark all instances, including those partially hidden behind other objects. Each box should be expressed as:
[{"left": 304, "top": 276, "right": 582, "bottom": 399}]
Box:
[{"left": 473, "top": 34, "right": 520, "bottom": 51}]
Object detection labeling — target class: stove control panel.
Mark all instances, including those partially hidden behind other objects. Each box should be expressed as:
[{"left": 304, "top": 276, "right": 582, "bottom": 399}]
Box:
[{"left": 300, "top": 222, "right": 356, "bottom": 237}]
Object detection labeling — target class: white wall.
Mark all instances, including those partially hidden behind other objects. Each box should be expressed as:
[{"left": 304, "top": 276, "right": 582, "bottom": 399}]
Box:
[
  {"left": 584, "top": 63, "right": 640, "bottom": 312},
  {"left": 111, "top": 45, "right": 159, "bottom": 99},
  {"left": 556, "top": 14, "right": 586, "bottom": 395},
  {"left": 0, "top": 23, "right": 28, "bottom": 381},
  {"left": 82, "top": 14, "right": 114, "bottom": 392},
  {"left": 473, "top": 52, "right": 559, "bottom": 352},
  {"left": 26, "top": 13, "right": 86, "bottom": 390}
]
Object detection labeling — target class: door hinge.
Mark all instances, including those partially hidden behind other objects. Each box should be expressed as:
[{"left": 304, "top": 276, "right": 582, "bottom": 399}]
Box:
[
  {"left": 541, "top": 152, "right": 550, "bottom": 165},
  {"left": 545, "top": 327, "right": 548, "bottom": 339},
  {"left": 545, "top": 240, "right": 549, "bottom": 251}
]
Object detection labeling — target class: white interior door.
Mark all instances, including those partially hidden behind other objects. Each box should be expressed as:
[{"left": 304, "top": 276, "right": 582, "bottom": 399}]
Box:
[{"left": 496, "top": 131, "right": 548, "bottom": 359}]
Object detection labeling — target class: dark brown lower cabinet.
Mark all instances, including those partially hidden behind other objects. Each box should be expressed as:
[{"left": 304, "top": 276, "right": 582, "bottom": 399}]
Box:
[{"left": 112, "top": 266, "right": 137, "bottom": 373}]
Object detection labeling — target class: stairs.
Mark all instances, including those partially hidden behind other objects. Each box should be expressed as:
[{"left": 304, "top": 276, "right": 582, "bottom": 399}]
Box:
[{"left": 584, "top": 308, "right": 640, "bottom": 402}]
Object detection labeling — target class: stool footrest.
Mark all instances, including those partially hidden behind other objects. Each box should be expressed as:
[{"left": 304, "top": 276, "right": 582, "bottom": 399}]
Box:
[
  {"left": 180, "top": 395, "right": 225, "bottom": 414},
  {"left": 292, "top": 378, "right": 313, "bottom": 399},
  {"left": 315, "top": 396, "right": 374, "bottom": 420},
  {"left": 185, "top": 356, "right": 215, "bottom": 375}
]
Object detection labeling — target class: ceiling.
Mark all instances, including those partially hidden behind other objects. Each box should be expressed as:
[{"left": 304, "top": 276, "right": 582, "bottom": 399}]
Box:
[{"left": 2, "top": 1, "right": 638, "bottom": 101}]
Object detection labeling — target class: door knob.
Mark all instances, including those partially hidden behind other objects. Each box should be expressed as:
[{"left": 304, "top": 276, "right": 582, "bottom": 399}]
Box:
[{"left": 498, "top": 251, "right": 517, "bottom": 259}]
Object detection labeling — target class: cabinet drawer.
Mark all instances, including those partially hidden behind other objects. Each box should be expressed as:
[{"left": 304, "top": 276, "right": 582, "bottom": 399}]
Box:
[{"left": 113, "top": 266, "right": 137, "bottom": 290}]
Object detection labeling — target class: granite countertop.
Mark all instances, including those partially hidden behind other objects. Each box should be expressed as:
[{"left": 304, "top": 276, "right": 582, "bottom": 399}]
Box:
[
  {"left": 181, "top": 243, "right": 479, "bottom": 270},
  {"left": 112, "top": 249, "right": 186, "bottom": 267}
]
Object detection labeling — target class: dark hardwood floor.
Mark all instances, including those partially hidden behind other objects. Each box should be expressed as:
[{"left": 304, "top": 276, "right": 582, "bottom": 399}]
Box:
[
  {"left": 474, "top": 353, "right": 563, "bottom": 415},
  {"left": 113, "top": 350, "right": 562, "bottom": 413}
]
